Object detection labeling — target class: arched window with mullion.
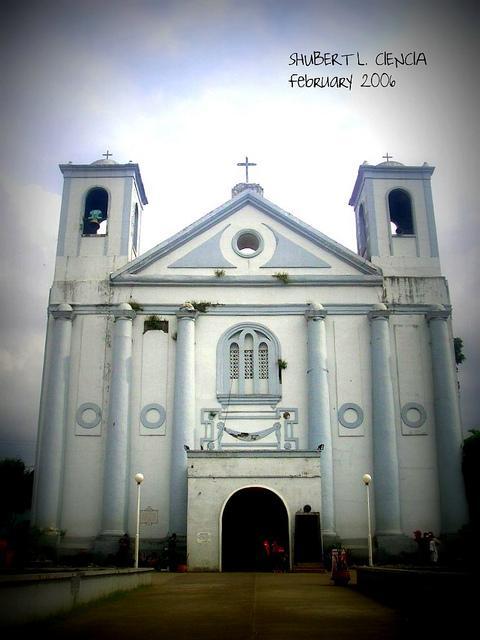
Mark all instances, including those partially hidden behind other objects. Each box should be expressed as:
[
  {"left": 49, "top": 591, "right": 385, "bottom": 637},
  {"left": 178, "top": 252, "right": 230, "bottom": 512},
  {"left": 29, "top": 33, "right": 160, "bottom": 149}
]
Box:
[{"left": 219, "top": 323, "right": 281, "bottom": 405}]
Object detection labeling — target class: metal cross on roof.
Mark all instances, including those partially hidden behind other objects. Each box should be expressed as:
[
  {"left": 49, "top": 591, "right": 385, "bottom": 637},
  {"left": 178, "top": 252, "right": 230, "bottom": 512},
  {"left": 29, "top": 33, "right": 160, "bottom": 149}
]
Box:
[
  {"left": 237, "top": 156, "right": 257, "bottom": 183},
  {"left": 382, "top": 152, "right": 393, "bottom": 162},
  {"left": 102, "top": 150, "right": 113, "bottom": 160}
]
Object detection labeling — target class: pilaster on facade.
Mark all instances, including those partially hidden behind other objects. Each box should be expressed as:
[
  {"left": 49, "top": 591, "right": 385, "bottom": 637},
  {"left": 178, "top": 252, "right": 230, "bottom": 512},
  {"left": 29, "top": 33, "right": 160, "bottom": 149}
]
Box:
[
  {"left": 426, "top": 305, "right": 450, "bottom": 322},
  {"left": 305, "top": 304, "right": 335, "bottom": 536},
  {"left": 367, "top": 305, "right": 391, "bottom": 322},
  {"left": 111, "top": 303, "right": 136, "bottom": 321},
  {"left": 101, "top": 303, "right": 133, "bottom": 535},
  {"left": 34, "top": 304, "right": 73, "bottom": 530},
  {"left": 169, "top": 305, "right": 199, "bottom": 535},
  {"left": 427, "top": 305, "right": 468, "bottom": 532},
  {"left": 176, "top": 305, "right": 200, "bottom": 322},
  {"left": 368, "top": 304, "right": 402, "bottom": 536}
]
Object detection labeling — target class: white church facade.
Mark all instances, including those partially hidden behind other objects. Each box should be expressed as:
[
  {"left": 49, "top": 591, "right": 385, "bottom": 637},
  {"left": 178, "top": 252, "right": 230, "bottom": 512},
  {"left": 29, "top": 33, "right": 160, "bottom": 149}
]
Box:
[{"left": 32, "top": 155, "right": 467, "bottom": 569}]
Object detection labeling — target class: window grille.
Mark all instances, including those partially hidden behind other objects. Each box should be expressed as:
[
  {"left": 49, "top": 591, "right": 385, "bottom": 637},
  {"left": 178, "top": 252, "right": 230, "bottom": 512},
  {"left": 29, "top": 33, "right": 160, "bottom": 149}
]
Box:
[
  {"left": 259, "top": 343, "right": 269, "bottom": 379},
  {"left": 229, "top": 344, "right": 239, "bottom": 379},
  {"left": 244, "top": 349, "right": 254, "bottom": 379}
]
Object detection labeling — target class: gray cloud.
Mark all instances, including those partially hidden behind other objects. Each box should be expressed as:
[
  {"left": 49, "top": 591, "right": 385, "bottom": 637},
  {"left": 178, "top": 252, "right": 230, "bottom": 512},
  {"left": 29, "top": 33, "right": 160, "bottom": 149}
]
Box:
[{"left": 0, "top": 179, "right": 59, "bottom": 465}]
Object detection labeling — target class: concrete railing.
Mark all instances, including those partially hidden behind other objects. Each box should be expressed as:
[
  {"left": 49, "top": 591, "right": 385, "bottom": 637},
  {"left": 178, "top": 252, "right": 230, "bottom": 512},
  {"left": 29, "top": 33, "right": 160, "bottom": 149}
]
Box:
[
  {"left": 0, "top": 567, "right": 154, "bottom": 626},
  {"left": 355, "top": 565, "right": 473, "bottom": 610}
]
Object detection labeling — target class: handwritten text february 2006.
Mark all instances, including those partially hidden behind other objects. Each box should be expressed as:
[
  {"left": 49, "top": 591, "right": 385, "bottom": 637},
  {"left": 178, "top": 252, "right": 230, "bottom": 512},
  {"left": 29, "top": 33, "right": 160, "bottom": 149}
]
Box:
[{"left": 288, "top": 51, "right": 427, "bottom": 90}]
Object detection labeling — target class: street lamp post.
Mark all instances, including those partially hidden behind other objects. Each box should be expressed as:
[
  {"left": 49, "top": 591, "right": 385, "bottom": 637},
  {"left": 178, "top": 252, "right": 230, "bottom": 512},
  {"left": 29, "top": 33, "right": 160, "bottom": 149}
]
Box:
[
  {"left": 134, "top": 473, "right": 144, "bottom": 569},
  {"left": 362, "top": 473, "right": 373, "bottom": 566}
]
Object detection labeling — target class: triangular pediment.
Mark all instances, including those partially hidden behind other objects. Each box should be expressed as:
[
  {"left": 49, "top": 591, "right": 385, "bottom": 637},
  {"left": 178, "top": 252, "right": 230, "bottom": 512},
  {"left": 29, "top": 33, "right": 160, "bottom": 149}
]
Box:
[
  {"left": 111, "top": 189, "right": 381, "bottom": 284},
  {"left": 168, "top": 227, "right": 236, "bottom": 269}
]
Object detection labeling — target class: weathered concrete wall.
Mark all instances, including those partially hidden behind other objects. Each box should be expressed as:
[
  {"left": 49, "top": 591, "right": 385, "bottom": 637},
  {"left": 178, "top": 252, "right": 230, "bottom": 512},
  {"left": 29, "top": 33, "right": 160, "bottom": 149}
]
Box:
[{"left": 0, "top": 568, "right": 153, "bottom": 626}]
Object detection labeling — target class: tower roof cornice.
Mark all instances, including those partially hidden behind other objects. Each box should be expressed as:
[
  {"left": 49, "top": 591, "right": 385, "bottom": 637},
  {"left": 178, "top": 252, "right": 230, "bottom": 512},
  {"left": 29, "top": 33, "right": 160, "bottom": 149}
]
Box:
[
  {"left": 349, "top": 162, "right": 435, "bottom": 208},
  {"left": 59, "top": 162, "right": 148, "bottom": 205}
]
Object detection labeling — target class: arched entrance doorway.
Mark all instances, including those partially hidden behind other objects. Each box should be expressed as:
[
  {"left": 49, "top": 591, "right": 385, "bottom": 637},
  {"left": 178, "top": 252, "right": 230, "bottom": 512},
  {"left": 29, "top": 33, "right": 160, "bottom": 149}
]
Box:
[{"left": 221, "top": 487, "right": 289, "bottom": 571}]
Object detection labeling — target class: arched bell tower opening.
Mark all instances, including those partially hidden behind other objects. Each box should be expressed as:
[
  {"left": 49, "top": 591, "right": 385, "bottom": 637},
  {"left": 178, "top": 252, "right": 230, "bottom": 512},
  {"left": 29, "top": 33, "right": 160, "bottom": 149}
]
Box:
[
  {"left": 82, "top": 186, "right": 109, "bottom": 235},
  {"left": 356, "top": 202, "right": 368, "bottom": 258},
  {"left": 221, "top": 487, "right": 289, "bottom": 571},
  {"left": 388, "top": 188, "right": 414, "bottom": 235}
]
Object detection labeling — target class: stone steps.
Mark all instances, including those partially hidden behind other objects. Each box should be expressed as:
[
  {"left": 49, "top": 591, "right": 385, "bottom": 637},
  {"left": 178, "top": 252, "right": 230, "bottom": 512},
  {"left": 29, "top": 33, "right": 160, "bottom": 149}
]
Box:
[{"left": 293, "top": 562, "right": 326, "bottom": 573}]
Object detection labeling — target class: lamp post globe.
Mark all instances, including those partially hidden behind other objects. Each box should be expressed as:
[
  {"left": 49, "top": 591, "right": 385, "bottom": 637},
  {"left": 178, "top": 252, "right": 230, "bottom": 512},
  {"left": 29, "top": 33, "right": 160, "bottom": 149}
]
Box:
[
  {"left": 134, "top": 473, "right": 144, "bottom": 568},
  {"left": 362, "top": 473, "right": 373, "bottom": 566}
]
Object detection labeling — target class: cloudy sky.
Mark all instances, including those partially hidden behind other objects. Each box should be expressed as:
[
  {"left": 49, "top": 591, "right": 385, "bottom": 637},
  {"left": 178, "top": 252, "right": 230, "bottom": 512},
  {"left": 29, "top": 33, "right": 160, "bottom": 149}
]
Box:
[{"left": 1, "top": 0, "right": 478, "bottom": 466}]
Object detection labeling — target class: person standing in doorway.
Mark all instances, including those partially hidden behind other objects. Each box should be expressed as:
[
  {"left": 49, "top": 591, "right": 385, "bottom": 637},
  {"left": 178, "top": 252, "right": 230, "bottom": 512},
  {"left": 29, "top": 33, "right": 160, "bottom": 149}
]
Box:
[
  {"left": 117, "top": 532, "right": 131, "bottom": 567},
  {"left": 261, "top": 536, "right": 271, "bottom": 570},
  {"left": 271, "top": 539, "right": 287, "bottom": 572},
  {"left": 428, "top": 532, "right": 440, "bottom": 564},
  {"left": 167, "top": 533, "right": 178, "bottom": 571}
]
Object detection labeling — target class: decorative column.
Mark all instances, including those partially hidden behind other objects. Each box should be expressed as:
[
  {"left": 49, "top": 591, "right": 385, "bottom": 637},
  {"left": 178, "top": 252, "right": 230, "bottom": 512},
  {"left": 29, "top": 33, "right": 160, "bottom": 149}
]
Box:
[
  {"left": 169, "top": 304, "right": 198, "bottom": 535},
  {"left": 427, "top": 305, "right": 468, "bottom": 532},
  {"left": 101, "top": 303, "right": 134, "bottom": 535},
  {"left": 305, "top": 303, "right": 335, "bottom": 537},
  {"left": 369, "top": 304, "right": 402, "bottom": 537},
  {"left": 35, "top": 304, "right": 73, "bottom": 529}
]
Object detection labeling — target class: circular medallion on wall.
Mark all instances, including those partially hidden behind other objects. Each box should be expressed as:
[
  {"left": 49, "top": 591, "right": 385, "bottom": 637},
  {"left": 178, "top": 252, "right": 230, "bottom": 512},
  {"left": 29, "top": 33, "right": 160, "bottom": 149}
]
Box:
[
  {"left": 400, "top": 403, "right": 427, "bottom": 428},
  {"left": 338, "top": 403, "right": 364, "bottom": 429},
  {"left": 140, "top": 403, "right": 166, "bottom": 429},
  {"left": 76, "top": 403, "right": 102, "bottom": 429}
]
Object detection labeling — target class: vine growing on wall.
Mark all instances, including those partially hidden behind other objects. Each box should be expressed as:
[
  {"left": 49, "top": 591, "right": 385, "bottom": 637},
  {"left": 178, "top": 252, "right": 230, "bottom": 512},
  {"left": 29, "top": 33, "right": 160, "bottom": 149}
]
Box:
[{"left": 454, "top": 337, "right": 466, "bottom": 365}]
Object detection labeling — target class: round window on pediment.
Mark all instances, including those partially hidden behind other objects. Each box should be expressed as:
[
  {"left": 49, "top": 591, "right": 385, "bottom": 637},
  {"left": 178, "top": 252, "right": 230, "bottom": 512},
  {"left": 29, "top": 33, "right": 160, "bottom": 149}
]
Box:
[{"left": 232, "top": 229, "right": 264, "bottom": 258}]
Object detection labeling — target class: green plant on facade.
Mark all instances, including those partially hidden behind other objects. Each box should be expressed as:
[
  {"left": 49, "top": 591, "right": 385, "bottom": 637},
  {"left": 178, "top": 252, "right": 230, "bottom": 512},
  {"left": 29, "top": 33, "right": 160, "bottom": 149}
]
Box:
[
  {"left": 273, "top": 272, "right": 290, "bottom": 284},
  {"left": 214, "top": 269, "right": 226, "bottom": 278},
  {"left": 454, "top": 337, "right": 466, "bottom": 365},
  {"left": 187, "top": 300, "right": 219, "bottom": 313},
  {"left": 277, "top": 358, "right": 287, "bottom": 384},
  {"left": 144, "top": 315, "right": 168, "bottom": 333},
  {"left": 129, "top": 301, "right": 143, "bottom": 312}
]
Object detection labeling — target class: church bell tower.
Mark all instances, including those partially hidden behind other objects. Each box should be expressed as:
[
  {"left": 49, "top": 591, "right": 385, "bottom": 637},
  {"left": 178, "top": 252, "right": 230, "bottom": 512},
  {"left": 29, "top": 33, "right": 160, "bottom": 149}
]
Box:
[
  {"left": 54, "top": 153, "right": 148, "bottom": 286},
  {"left": 349, "top": 158, "right": 440, "bottom": 276}
]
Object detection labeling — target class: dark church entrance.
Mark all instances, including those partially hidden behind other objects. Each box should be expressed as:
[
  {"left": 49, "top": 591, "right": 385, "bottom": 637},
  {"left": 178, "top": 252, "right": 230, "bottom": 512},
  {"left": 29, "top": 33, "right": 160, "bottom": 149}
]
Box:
[{"left": 222, "top": 487, "right": 289, "bottom": 571}]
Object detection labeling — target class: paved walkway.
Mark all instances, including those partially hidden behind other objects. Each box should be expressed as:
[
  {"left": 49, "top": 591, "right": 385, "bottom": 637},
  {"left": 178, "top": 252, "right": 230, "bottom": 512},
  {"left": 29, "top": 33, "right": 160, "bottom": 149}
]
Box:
[{"left": 27, "top": 571, "right": 406, "bottom": 639}]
